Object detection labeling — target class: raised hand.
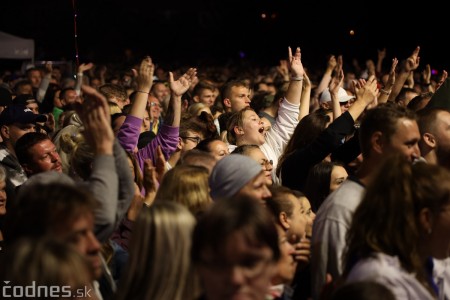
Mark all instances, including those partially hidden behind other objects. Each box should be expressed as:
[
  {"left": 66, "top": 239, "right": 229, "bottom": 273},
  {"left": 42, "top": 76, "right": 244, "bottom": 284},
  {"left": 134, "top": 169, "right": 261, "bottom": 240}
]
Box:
[
  {"left": 327, "top": 55, "right": 337, "bottom": 72},
  {"left": 354, "top": 75, "right": 379, "bottom": 106},
  {"left": 154, "top": 145, "right": 166, "bottom": 183},
  {"left": 436, "top": 70, "right": 448, "bottom": 91},
  {"left": 336, "top": 55, "right": 343, "bottom": 73},
  {"left": 404, "top": 46, "right": 420, "bottom": 72},
  {"left": 45, "top": 113, "right": 56, "bottom": 133},
  {"left": 78, "top": 62, "right": 94, "bottom": 74},
  {"left": 44, "top": 61, "right": 53, "bottom": 74},
  {"left": 169, "top": 67, "right": 197, "bottom": 97},
  {"left": 422, "top": 64, "right": 431, "bottom": 85},
  {"left": 126, "top": 183, "right": 146, "bottom": 221},
  {"left": 133, "top": 56, "right": 154, "bottom": 92},
  {"left": 387, "top": 58, "right": 398, "bottom": 86},
  {"left": 142, "top": 159, "right": 158, "bottom": 207},
  {"left": 366, "top": 59, "right": 376, "bottom": 77},
  {"left": 378, "top": 48, "right": 386, "bottom": 61},
  {"left": 276, "top": 59, "right": 290, "bottom": 81},
  {"left": 303, "top": 71, "right": 312, "bottom": 90},
  {"left": 288, "top": 46, "right": 305, "bottom": 78},
  {"left": 378, "top": 58, "right": 398, "bottom": 103},
  {"left": 78, "top": 85, "right": 114, "bottom": 155},
  {"left": 330, "top": 68, "right": 344, "bottom": 93}
]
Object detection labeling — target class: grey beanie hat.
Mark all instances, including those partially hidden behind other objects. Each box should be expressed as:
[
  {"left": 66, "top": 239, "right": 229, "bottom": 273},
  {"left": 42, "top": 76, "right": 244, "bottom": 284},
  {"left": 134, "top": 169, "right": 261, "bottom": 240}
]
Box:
[{"left": 209, "top": 154, "right": 263, "bottom": 200}]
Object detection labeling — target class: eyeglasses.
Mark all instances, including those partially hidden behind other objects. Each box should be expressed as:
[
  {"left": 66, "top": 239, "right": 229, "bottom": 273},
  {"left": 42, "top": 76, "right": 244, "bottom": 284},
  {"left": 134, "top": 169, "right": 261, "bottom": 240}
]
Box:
[
  {"left": 261, "top": 159, "right": 273, "bottom": 169},
  {"left": 149, "top": 102, "right": 162, "bottom": 108},
  {"left": 181, "top": 136, "right": 201, "bottom": 144},
  {"left": 340, "top": 99, "right": 355, "bottom": 106}
]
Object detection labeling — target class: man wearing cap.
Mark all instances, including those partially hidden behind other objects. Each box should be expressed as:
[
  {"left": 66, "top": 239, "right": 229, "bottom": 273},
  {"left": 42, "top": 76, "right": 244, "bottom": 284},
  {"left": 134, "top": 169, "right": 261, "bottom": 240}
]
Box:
[
  {"left": 13, "top": 94, "right": 40, "bottom": 114},
  {"left": 0, "top": 105, "right": 47, "bottom": 187},
  {"left": 319, "top": 87, "right": 356, "bottom": 116}
]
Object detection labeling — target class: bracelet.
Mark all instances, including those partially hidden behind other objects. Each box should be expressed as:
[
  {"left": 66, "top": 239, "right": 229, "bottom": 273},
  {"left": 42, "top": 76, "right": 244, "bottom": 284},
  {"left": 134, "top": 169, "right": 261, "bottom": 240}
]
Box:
[
  {"left": 380, "top": 89, "right": 391, "bottom": 95},
  {"left": 291, "top": 76, "right": 304, "bottom": 81},
  {"left": 137, "top": 90, "right": 150, "bottom": 94}
]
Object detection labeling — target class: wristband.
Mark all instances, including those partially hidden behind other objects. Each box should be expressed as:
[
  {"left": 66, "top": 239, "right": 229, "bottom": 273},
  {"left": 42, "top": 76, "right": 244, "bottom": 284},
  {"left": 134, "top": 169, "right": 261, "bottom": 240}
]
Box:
[
  {"left": 137, "top": 90, "right": 150, "bottom": 94},
  {"left": 380, "top": 89, "right": 391, "bottom": 95},
  {"left": 291, "top": 76, "right": 303, "bottom": 81}
]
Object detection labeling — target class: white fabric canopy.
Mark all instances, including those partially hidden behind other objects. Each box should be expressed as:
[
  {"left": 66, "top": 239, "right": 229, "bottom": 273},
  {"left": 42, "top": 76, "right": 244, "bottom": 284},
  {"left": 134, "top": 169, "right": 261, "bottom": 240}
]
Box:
[{"left": 0, "top": 31, "right": 34, "bottom": 60}]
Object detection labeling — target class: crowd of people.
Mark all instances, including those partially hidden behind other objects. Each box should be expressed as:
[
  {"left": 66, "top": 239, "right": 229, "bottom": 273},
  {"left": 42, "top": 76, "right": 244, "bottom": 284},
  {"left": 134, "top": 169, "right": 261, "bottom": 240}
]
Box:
[{"left": 0, "top": 44, "right": 449, "bottom": 300}]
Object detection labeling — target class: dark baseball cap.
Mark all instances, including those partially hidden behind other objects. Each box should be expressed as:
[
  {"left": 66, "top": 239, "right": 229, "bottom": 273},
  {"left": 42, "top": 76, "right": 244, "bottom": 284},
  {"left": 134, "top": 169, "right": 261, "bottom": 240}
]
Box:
[
  {"left": 0, "top": 105, "right": 47, "bottom": 126},
  {"left": 13, "top": 94, "right": 38, "bottom": 106}
]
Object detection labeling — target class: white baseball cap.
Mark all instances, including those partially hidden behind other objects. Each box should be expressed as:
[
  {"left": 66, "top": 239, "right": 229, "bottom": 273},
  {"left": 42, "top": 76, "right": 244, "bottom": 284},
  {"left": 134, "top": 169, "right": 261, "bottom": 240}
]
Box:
[{"left": 319, "top": 87, "right": 355, "bottom": 104}]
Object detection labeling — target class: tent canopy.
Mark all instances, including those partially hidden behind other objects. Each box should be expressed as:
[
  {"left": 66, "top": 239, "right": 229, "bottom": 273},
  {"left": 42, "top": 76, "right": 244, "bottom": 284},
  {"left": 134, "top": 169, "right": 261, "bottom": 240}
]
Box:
[{"left": 0, "top": 31, "right": 34, "bottom": 60}]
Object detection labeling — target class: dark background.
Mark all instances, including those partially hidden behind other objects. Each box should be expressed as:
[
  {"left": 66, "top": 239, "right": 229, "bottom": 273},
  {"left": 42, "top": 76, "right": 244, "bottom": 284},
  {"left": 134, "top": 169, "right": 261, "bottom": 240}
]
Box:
[{"left": 1, "top": 0, "right": 448, "bottom": 73}]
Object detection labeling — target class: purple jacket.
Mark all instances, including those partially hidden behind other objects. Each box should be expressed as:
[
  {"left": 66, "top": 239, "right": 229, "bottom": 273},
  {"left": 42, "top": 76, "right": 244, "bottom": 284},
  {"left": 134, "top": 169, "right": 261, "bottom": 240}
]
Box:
[{"left": 117, "top": 115, "right": 179, "bottom": 172}]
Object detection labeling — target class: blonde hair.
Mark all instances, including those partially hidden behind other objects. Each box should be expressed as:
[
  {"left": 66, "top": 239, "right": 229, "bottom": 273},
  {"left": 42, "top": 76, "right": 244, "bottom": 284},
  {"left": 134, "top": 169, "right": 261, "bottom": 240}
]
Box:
[
  {"left": 108, "top": 101, "right": 122, "bottom": 115},
  {"left": 0, "top": 237, "right": 94, "bottom": 294},
  {"left": 155, "top": 165, "right": 212, "bottom": 217},
  {"left": 115, "top": 202, "right": 201, "bottom": 300},
  {"left": 59, "top": 132, "right": 94, "bottom": 180},
  {"left": 188, "top": 102, "right": 211, "bottom": 116}
]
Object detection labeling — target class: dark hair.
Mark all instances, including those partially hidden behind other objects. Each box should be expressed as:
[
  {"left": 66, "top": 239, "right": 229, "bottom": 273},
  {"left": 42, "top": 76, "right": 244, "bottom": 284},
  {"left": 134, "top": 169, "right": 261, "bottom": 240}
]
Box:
[
  {"left": 98, "top": 83, "right": 127, "bottom": 102},
  {"left": 3, "top": 182, "right": 98, "bottom": 244},
  {"left": 250, "top": 91, "right": 274, "bottom": 113},
  {"left": 304, "top": 161, "right": 345, "bottom": 211},
  {"left": 180, "top": 112, "right": 218, "bottom": 140},
  {"left": 195, "top": 137, "right": 222, "bottom": 153},
  {"left": 220, "top": 80, "right": 249, "bottom": 101},
  {"left": 359, "top": 102, "right": 417, "bottom": 159},
  {"left": 343, "top": 154, "right": 450, "bottom": 296},
  {"left": 59, "top": 87, "right": 76, "bottom": 100},
  {"left": 226, "top": 107, "right": 255, "bottom": 145},
  {"left": 15, "top": 132, "right": 51, "bottom": 166},
  {"left": 192, "top": 196, "right": 280, "bottom": 263},
  {"left": 416, "top": 107, "right": 447, "bottom": 136},
  {"left": 277, "top": 110, "right": 330, "bottom": 176},
  {"left": 266, "top": 185, "right": 305, "bottom": 221},
  {"left": 13, "top": 79, "right": 32, "bottom": 95},
  {"left": 192, "top": 80, "right": 216, "bottom": 97},
  {"left": 40, "top": 83, "right": 61, "bottom": 113},
  {"left": 217, "top": 112, "right": 233, "bottom": 134}
]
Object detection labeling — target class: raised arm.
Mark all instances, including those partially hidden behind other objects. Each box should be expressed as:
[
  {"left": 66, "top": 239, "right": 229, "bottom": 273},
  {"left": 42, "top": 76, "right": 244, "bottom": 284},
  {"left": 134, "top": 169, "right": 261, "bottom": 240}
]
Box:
[
  {"left": 348, "top": 75, "right": 379, "bottom": 122},
  {"left": 436, "top": 70, "right": 449, "bottom": 91},
  {"left": 387, "top": 46, "right": 420, "bottom": 102},
  {"left": 376, "top": 48, "right": 386, "bottom": 75},
  {"left": 378, "top": 58, "right": 398, "bottom": 104},
  {"left": 75, "top": 63, "right": 94, "bottom": 96},
  {"left": 116, "top": 57, "right": 154, "bottom": 153},
  {"left": 165, "top": 67, "right": 197, "bottom": 127},
  {"left": 130, "top": 57, "right": 155, "bottom": 119},
  {"left": 299, "top": 72, "right": 311, "bottom": 121},
  {"left": 314, "top": 55, "right": 337, "bottom": 98},
  {"left": 421, "top": 64, "right": 434, "bottom": 93},
  {"left": 36, "top": 62, "right": 52, "bottom": 103},
  {"left": 77, "top": 85, "right": 126, "bottom": 242},
  {"left": 329, "top": 68, "right": 344, "bottom": 120},
  {"left": 285, "top": 46, "right": 305, "bottom": 106}
]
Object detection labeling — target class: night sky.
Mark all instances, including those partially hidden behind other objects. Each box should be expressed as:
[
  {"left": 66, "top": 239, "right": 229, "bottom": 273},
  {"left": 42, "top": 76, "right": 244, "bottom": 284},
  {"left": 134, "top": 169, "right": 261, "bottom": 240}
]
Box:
[{"left": 1, "top": 1, "right": 448, "bottom": 72}]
